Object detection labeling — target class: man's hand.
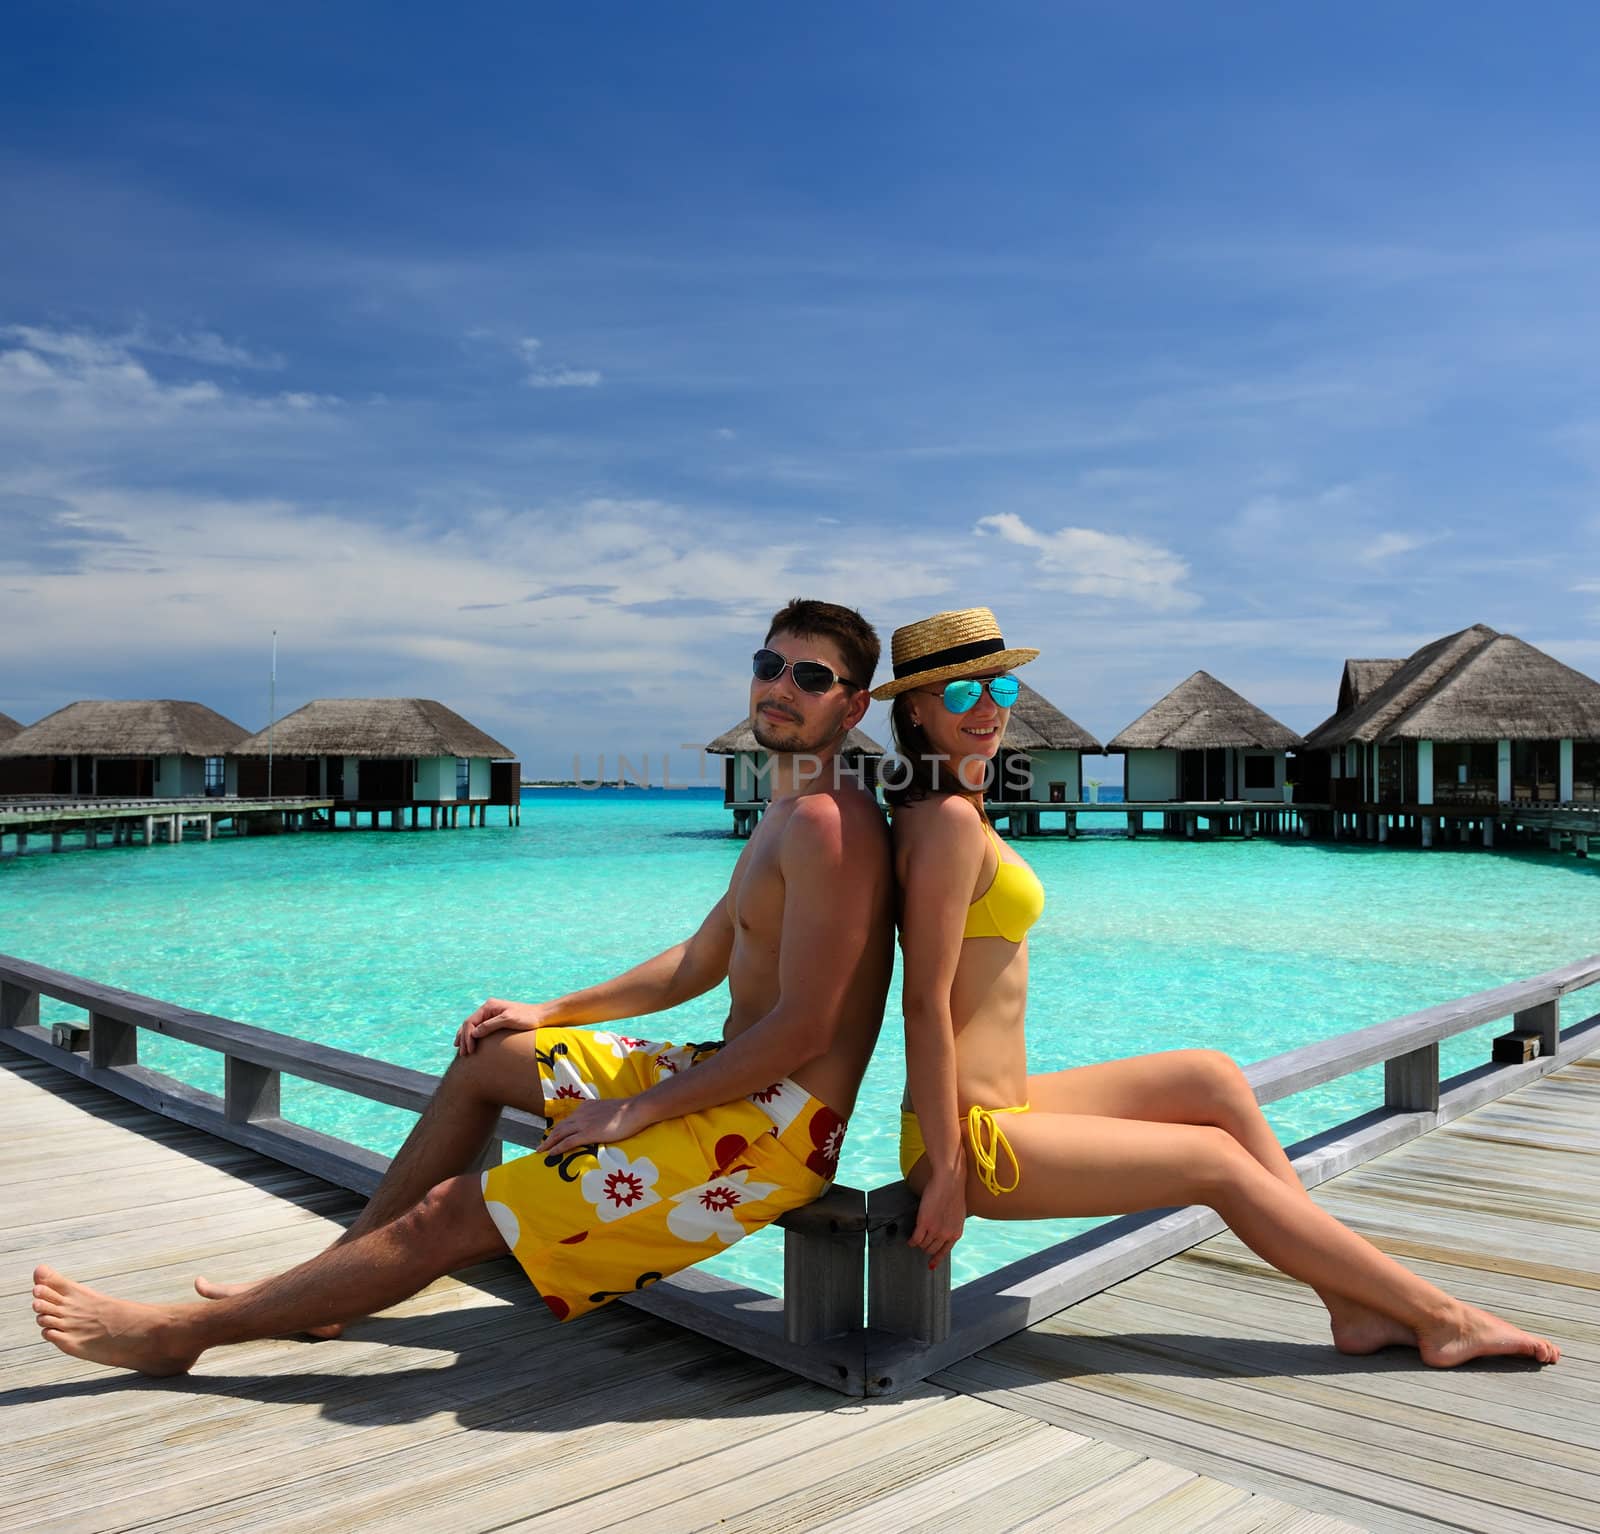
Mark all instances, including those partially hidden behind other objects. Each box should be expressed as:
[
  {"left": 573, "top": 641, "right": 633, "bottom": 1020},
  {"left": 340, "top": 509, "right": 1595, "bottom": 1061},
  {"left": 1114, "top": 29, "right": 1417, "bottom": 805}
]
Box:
[
  {"left": 539, "top": 1094, "right": 653, "bottom": 1156},
  {"left": 455, "top": 997, "right": 557, "bottom": 1055},
  {"left": 909, "top": 1171, "right": 967, "bottom": 1271}
]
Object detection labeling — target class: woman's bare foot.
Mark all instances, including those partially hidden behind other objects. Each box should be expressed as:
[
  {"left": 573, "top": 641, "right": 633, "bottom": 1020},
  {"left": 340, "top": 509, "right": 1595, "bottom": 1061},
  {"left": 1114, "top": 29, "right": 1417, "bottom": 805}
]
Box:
[
  {"left": 1326, "top": 1297, "right": 1416, "bottom": 1355},
  {"left": 1417, "top": 1301, "right": 1559, "bottom": 1367},
  {"left": 33, "top": 1265, "right": 199, "bottom": 1376},
  {"left": 193, "top": 1276, "right": 342, "bottom": 1339}
]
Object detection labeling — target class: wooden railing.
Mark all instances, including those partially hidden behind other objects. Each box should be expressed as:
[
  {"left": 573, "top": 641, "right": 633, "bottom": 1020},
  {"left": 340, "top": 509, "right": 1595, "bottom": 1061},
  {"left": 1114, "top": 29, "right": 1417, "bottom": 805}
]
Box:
[{"left": 3, "top": 951, "right": 1599, "bottom": 1396}]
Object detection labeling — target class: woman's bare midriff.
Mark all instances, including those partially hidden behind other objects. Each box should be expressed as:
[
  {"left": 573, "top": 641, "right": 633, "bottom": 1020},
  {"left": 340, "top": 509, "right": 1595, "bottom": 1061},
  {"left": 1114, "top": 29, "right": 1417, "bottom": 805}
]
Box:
[{"left": 902, "top": 937, "right": 1031, "bottom": 1118}]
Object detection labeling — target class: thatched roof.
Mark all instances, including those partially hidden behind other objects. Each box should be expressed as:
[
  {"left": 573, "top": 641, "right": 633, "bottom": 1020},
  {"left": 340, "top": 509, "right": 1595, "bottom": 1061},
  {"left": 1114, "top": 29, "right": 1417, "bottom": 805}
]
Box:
[
  {"left": 0, "top": 712, "right": 21, "bottom": 743},
  {"left": 1107, "top": 672, "right": 1303, "bottom": 752},
  {"left": 232, "top": 699, "right": 512, "bottom": 758},
  {"left": 704, "top": 720, "right": 885, "bottom": 756},
  {"left": 1303, "top": 624, "right": 1600, "bottom": 747},
  {"left": 1339, "top": 659, "right": 1404, "bottom": 715},
  {"left": 0, "top": 700, "right": 249, "bottom": 758},
  {"left": 999, "top": 681, "right": 1102, "bottom": 753}
]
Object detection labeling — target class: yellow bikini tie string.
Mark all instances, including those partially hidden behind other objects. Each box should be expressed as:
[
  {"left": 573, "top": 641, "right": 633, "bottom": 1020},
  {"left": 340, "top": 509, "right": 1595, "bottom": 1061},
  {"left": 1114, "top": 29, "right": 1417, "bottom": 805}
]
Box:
[{"left": 967, "top": 1104, "right": 1025, "bottom": 1196}]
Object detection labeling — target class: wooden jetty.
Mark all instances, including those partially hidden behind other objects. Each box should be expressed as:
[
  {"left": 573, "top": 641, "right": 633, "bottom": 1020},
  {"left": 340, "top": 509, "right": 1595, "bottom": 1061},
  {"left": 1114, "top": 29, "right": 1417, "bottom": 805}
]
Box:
[
  {"left": 1316, "top": 800, "right": 1600, "bottom": 858},
  {"left": 0, "top": 795, "right": 334, "bottom": 855},
  {"left": 4, "top": 952, "right": 1599, "bottom": 1528},
  {"left": 0, "top": 792, "right": 530, "bottom": 857},
  {"left": 988, "top": 798, "right": 1315, "bottom": 839}
]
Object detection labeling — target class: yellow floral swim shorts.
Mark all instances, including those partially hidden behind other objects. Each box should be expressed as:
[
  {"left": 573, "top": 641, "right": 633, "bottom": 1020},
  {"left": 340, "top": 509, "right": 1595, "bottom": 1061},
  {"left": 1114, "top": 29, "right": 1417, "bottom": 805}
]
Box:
[{"left": 479, "top": 1026, "right": 847, "bottom": 1321}]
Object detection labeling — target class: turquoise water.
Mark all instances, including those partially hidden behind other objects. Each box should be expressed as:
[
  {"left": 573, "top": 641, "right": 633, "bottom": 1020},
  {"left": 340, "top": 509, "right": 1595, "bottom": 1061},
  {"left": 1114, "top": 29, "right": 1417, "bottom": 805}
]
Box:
[{"left": 2, "top": 787, "right": 1597, "bottom": 1290}]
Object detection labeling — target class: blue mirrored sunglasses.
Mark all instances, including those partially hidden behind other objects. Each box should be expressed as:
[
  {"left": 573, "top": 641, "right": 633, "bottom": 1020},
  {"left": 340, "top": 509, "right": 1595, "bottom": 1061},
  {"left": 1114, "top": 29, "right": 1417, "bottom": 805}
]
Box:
[{"left": 942, "top": 675, "right": 1020, "bottom": 713}]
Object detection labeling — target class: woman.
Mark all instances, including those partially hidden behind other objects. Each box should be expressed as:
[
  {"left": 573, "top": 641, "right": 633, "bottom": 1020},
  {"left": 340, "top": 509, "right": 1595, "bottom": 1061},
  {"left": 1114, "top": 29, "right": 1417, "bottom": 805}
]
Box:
[{"left": 878, "top": 606, "right": 1556, "bottom": 1367}]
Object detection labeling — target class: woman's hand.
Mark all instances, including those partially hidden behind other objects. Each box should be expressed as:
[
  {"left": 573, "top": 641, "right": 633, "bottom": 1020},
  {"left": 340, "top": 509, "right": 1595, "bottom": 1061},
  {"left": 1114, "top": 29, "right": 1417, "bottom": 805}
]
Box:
[
  {"left": 909, "top": 1169, "right": 968, "bottom": 1270},
  {"left": 455, "top": 997, "right": 557, "bottom": 1055}
]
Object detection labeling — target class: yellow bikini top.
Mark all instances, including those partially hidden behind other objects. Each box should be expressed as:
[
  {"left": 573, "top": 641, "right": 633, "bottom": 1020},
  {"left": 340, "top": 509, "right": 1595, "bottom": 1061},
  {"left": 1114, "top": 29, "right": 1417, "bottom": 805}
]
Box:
[{"left": 964, "top": 821, "right": 1045, "bottom": 943}]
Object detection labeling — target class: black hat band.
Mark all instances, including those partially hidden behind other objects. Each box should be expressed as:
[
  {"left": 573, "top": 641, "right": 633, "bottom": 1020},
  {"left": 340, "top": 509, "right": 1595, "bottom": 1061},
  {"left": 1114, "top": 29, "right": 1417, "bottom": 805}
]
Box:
[{"left": 892, "top": 635, "right": 1006, "bottom": 679}]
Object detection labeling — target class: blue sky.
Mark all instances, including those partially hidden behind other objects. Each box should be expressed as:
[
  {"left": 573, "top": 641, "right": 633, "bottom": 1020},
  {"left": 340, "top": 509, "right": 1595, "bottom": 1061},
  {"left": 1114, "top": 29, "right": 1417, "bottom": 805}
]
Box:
[{"left": 5, "top": 3, "right": 1600, "bottom": 777}]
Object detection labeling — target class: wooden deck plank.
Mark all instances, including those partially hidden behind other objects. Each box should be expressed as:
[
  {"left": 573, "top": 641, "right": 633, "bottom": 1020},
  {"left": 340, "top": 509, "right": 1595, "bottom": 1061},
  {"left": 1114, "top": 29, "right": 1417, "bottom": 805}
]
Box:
[
  {"left": 970, "top": 1324, "right": 1600, "bottom": 1523},
  {"left": 1027, "top": 1292, "right": 1600, "bottom": 1465},
  {"left": 941, "top": 1353, "right": 1587, "bottom": 1534},
  {"left": 799, "top": 1432, "right": 1146, "bottom": 1533}
]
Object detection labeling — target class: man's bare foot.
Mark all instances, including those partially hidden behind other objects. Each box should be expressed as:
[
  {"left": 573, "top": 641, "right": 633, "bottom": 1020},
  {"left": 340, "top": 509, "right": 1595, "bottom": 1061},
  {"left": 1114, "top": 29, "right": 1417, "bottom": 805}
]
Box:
[
  {"left": 1417, "top": 1301, "right": 1559, "bottom": 1367},
  {"left": 193, "top": 1276, "right": 342, "bottom": 1340},
  {"left": 1327, "top": 1298, "right": 1416, "bottom": 1355},
  {"left": 33, "top": 1265, "right": 199, "bottom": 1376}
]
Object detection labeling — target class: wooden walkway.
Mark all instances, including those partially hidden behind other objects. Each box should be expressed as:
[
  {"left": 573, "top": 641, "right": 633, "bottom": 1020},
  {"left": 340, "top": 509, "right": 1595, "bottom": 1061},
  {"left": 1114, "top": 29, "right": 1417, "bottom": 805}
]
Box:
[{"left": 3, "top": 1053, "right": 1596, "bottom": 1533}]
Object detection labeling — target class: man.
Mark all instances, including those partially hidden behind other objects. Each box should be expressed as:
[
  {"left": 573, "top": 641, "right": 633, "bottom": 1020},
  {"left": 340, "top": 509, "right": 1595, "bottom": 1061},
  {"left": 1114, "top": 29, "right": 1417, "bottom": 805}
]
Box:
[{"left": 31, "top": 599, "right": 894, "bottom": 1373}]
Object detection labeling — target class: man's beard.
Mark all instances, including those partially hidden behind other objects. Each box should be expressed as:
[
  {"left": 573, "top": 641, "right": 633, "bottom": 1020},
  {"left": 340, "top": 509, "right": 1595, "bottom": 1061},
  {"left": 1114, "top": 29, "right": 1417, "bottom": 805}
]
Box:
[{"left": 752, "top": 709, "right": 836, "bottom": 756}]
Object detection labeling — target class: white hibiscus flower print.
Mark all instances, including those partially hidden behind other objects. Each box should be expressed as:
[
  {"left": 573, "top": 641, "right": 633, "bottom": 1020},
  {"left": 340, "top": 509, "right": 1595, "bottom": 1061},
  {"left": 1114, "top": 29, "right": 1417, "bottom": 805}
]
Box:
[
  {"left": 666, "top": 1169, "right": 780, "bottom": 1246},
  {"left": 591, "top": 1031, "right": 657, "bottom": 1059},
  {"left": 542, "top": 1055, "right": 596, "bottom": 1102},
  {"left": 652, "top": 1044, "right": 698, "bottom": 1079},
  {"left": 579, "top": 1147, "right": 661, "bottom": 1223},
  {"left": 748, "top": 1077, "right": 808, "bottom": 1134}
]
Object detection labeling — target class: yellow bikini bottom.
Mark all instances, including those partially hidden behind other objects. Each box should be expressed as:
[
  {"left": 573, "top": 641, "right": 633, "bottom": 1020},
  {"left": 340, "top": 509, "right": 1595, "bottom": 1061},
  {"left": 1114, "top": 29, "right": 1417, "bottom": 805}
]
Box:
[{"left": 899, "top": 1104, "right": 1030, "bottom": 1195}]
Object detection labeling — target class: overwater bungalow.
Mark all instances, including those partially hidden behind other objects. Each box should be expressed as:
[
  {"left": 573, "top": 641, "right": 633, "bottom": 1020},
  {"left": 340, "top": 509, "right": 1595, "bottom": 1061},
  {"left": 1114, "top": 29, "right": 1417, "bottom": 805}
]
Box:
[
  {"left": 1108, "top": 671, "right": 1303, "bottom": 802},
  {"left": 0, "top": 712, "right": 46, "bottom": 798},
  {"left": 0, "top": 700, "right": 248, "bottom": 797},
  {"left": 704, "top": 719, "right": 884, "bottom": 836},
  {"left": 988, "top": 680, "right": 1103, "bottom": 807},
  {"left": 230, "top": 698, "right": 520, "bottom": 826},
  {"left": 1301, "top": 623, "right": 1600, "bottom": 814}
]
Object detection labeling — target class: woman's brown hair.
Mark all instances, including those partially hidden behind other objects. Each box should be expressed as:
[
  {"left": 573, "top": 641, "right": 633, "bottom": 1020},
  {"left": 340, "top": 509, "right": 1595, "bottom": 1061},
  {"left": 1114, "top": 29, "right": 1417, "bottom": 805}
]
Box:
[{"left": 882, "top": 692, "right": 999, "bottom": 809}]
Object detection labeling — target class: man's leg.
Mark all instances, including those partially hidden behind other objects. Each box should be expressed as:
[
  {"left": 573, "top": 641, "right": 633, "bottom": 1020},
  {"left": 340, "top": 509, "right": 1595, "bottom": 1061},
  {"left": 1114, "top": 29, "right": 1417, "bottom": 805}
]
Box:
[
  {"left": 37, "top": 1175, "right": 505, "bottom": 1376},
  {"left": 196, "top": 1031, "right": 548, "bottom": 1317}
]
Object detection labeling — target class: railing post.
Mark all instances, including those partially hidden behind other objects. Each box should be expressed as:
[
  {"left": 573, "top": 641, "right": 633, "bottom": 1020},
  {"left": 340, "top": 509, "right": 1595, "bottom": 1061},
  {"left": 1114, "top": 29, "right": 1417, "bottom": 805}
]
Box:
[
  {"left": 1513, "top": 998, "right": 1559, "bottom": 1058},
  {"left": 782, "top": 1186, "right": 865, "bottom": 1345},
  {"left": 1, "top": 980, "right": 40, "bottom": 1031},
  {"left": 1384, "top": 1042, "right": 1439, "bottom": 1113},
  {"left": 225, "top": 1056, "right": 281, "bottom": 1123},
  {"left": 868, "top": 1181, "right": 951, "bottom": 1344},
  {"left": 89, "top": 1011, "right": 137, "bottom": 1070}
]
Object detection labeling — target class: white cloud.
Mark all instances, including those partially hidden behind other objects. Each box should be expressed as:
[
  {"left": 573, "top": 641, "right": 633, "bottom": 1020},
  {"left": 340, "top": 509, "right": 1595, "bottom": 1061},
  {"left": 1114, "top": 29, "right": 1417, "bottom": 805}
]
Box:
[
  {"left": 152, "top": 329, "right": 284, "bottom": 370},
  {"left": 973, "top": 512, "right": 1199, "bottom": 612},
  {"left": 1360, "top": 530, "right": 1430, "bottom": 565},
  {"left": 517, "top": 336, "right": 602, "bottom": 389},
  {"left": 0, "top": 477, "right": 953, "bottom": 756},
  {"left": 3, "top": 322, "right": 283, "bottom": 371},
  {"left": 0, "top": 323, "right": 331, "bottom": 432}
]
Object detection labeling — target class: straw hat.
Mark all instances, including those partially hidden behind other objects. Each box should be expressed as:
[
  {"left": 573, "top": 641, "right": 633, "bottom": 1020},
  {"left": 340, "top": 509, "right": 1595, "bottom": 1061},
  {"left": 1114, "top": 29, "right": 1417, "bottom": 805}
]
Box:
[{"left": 871, "top": 608, "right": 1039, "bottom": 700}]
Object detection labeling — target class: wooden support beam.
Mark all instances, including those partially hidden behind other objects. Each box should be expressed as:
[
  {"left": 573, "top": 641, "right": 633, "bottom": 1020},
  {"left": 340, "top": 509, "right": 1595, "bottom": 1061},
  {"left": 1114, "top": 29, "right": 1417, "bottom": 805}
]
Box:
[
  {"left": 867, "top": 1182, "right": 950, "bottom": 1344},
  {"left": 1513, "top": 997, "right": 1560, "bottom": 1058},
  {"left": 89, "top": 1010, "right": 138, "bottom": 1069},
  {"left": 1384, "top": 1041, "right": 1439, "bottom": 1114},
  {"left": 224, "top": 1057, "right": 281, "bottom": 1123},
  {"left": 1, "top": 980, "right": 39, "bottom": 1031},
  {"left": 782, "top": 1185, "right": 865, "bottom": 1344}
]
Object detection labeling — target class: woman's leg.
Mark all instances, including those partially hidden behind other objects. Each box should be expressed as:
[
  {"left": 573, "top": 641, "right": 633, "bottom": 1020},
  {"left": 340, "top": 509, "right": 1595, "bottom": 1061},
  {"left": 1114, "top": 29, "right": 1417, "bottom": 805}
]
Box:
[
  {"left": 1027, "top": 1049, "right": 1409, "bottom": 1351},
  {"left": 972, "top": 1109, "right": 1557, "bottom": 1366}
]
